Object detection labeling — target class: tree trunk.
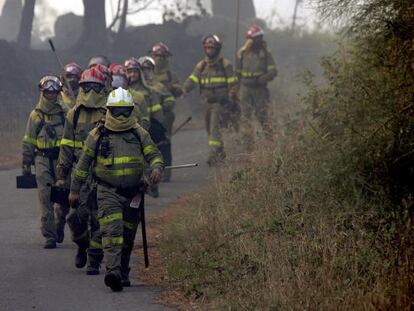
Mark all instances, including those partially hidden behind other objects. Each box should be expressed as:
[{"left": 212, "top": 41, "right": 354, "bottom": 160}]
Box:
[
  {"left": 17, "top": 0, "right": 35, "bottom": 48},
  {"left": 291, "top": 0, "right": 302, "bottom": 33},
  {"left": 118, "top": 0, "right": 128, "bottom": 35},
  {"left": 78, "top": 0, "right": 107, "bottom": 49}
]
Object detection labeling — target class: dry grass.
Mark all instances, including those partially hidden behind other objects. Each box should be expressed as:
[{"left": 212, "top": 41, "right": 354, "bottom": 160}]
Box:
[{"left": 157, "top": 124, "right": 414, "bottom": 310}]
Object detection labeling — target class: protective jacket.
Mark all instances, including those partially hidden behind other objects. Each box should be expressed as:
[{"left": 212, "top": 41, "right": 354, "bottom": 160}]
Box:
[
  {"left": 71, "top": 125, "right": 164, "bottom": 192},
  {"left": 23, "top": 96, "right": 65, "bottom": 165},
  {"left": 57, "top": 90, "right": 107, "bottom": 180},
  {"left": 59, "top": 90, "right": 76, "bottom": 113},
  {"left": 236, "top": 43, "right": 277, "bottom": 87},
  {"left": 129, "top": 80, "right": 175, "bottom": 127},
  {"left": 154, "top": 66, "right": 183, "bottom": 98},
  {"left": 128, "top": 88, "right": 150, "bottom": 130}
]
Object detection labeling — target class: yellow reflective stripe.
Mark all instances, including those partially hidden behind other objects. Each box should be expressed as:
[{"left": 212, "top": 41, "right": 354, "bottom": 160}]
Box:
[
  {"left": 240, "top": 71, "right": 264, "bottom": 78},
  {"left": 96, "top": 156, "right": 143, "bottom": 166},
  {"left": 60, "top": 138, "right": 83, "bottom": 148},
  {"left": 143, "top": 145, "right": 156, "bottom": 155},
  {"left": 74, "top": 168, "right": 88, "bottom": 178},
  {"left": 124, "top": 221, "right": 138, "bottom": 230},
  {"left": 200, "top": 77, "right": 227, "bottom": 85},
  {"left": 148, "top": 103, "right": 163, "bottom": 113},
  {"left": 164, "top": 96, "right": 175, "bottom": 102},
  {"left": 209, "top": 140, "right": 222, "bottom": 147},
  {"left": 23, "top": 136, "right": 61, "bottom": 149},
  {"left": 99, "top": 212, "right": 123, "bottom": 226},
  {"left": 82, "top": 145, "right": 95, "bottom": 157},
  {"left": 36, "top": 140, "right": 61, "bottom": 149},
  {"left": 89, "top": 240, "right": 103, "bottom": 249},
  {"left": 23, "top": 135, "right": 37, "bottom": 146},
  {"left": 102, "top": 236, "right": 124, "bottom": 247},
  {"left": 227, "top": 76, "right": 238, "bottom": 83},
  {"left": 189, "top": 74, "right": 199, "bottom": 83},
  {"left": 95, "top": 167, "right": 142, "bottom": 177},
  {"left": 150, "top": 157, "right": 164, "bottom": 166},
  {"left": 267, "top": 65, "right": 276, "bottom": 70}
]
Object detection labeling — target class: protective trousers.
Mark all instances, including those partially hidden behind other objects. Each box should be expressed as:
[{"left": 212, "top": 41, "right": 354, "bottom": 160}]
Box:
[
  {"left": 35, "top": 156, "right": 69, "bottom": 243},
  {"left": 204, "top": 100, "right": 225, "bottom": 161},
  {"left": 97, "top": 184, "right": 140, "bottom": 280},
  {"left": 67, "top": 175, "right": 103, "bottom": 265},
  {"left": 239, "top": 84, "right": 273, "bottom": 147}
]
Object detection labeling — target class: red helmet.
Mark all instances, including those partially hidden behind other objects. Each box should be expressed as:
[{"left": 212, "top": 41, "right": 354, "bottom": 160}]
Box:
[
  {"left": 246, "top": 23, "right": 264, "bottom": 39},
  {"left": 151, "top": 42, "right": 172, "bottom": 56},
  {"left": 109, "top": 64, "right": 127, "bottom": 78},
  {"left": 93, "top": 64, "right": 112, "bottom": 79},
  {"left": 63, "top": 62, "right": 82, "bottom": 78},
  {"left": 79, "top": 67, "right": 106, "bottom": 85},
  {"left": 124, "top": 57, "right": 141, "bottom": 70}
]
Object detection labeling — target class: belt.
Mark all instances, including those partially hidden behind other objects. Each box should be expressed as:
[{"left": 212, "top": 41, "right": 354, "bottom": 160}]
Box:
[
  {"left": 96, "top": 178, "right": 142, "bottom": 199},
  {"left": 36, "top": 149, "right": 59, "bottom": 159}
]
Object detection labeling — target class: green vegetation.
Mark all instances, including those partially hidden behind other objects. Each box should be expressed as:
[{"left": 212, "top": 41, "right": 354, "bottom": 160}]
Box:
[{"left": 161, "top": 1, "right": 414, "bottom": 309}]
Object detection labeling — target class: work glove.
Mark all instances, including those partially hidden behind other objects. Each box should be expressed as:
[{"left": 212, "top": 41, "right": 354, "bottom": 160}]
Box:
[
  {"left": 55, "top": 179, "right": 66, "bottom": 188},
  {"left": 68, "top": 191, "right": 80, "bottom": 208},
  {"left": 22, "top": 163, "right": 31, "bottom": 176},
  {"left": 149, "top": 168, "right": 162, "bottom": 185}
]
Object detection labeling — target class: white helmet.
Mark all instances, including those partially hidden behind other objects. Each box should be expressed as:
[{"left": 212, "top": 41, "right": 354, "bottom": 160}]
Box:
[{"left": 106, "top": 87, "right": 134, "bottom": 107}]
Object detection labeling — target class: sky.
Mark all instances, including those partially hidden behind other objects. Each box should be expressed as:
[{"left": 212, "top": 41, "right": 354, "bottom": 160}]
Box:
[{"left": 0, "top": 0, "right": 319, "bottom": 37}]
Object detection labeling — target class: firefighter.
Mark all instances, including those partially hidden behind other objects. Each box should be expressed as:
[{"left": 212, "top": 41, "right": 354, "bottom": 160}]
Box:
[
  {"left": 22, "top": 75, "right": 68, "bottom": 249},
  {"left": 183, "top": 34, "right": 238, "bottom": 166},
  {"left": 56, "top": 67, "right": 107, "bottom": 274},
  {"left": 236, "top": 23, "right": 278, "bottom": 146},
  {"left": 59, "top": 62, "right": 82, "bottom": 112},
  {"left": 151, "top": 42, "right": 183, "bottom": 181},
  {"left": 69, "top": 87, "right": 163, "bottom": 291}
]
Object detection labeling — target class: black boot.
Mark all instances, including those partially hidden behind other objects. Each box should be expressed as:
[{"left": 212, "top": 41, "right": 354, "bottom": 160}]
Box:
[
  {"left": 56, "top": 227, "right": 64, "bottom": 244},
  {"left": 121, "top": 267, "right": 131, "bottom": 287},
  {"left": 86, "top": 254, "right": 103, "bottom": 275},
  {"left": 44, "top": 239, "right": 57, "bottom": 249},
  {"left": 104, "top": 272, "right": 123, "bottom": 292},
  {"left": 75, "top": 247, "right": 87, "bottom": 268}
]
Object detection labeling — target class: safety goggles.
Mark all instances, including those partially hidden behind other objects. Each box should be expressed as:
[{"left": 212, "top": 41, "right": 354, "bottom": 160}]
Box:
[
  {"left": 80, "top": 82, "right": 104, "bottom": 93},
  {"left": 108, "top": 106, "right": 134, "bottom": 117},
  {"left": 39, "top": 75, "right": 62, "bottom": 92}
]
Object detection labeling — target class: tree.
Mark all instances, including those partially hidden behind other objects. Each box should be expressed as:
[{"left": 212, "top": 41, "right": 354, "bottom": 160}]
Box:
[
  {"left": 77, "top": 0, "right": 107, "bottom": 49},
  {"left": 17, "top": 0, "right": 35, "bottom": 48}
]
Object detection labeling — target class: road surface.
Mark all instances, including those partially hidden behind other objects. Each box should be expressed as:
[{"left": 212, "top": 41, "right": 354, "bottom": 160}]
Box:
[{"left": 0, "top": 129, "right": 210, "bottom": 311}]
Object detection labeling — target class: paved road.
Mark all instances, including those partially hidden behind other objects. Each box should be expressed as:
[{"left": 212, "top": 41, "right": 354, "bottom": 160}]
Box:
[{"left": 0, "top": 129, "right": 209, "bottom": 311}]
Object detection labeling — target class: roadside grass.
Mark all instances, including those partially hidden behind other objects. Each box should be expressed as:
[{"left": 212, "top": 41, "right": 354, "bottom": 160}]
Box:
[
  {"left": 159, "top": 123, "right": 413, "bottom": 310},
  {"left": 0, "top": 129, "right": 23, "bottom": 169}
]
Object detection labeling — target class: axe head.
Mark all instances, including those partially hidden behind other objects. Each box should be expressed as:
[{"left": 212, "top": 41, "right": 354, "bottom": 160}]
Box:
[{"left": 16, "top": 175, "right": 37, "bottom": 189}]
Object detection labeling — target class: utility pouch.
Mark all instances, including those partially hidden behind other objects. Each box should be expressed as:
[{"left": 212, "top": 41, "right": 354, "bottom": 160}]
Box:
[
  {"left": 16, "top": 174, "right": 37, "bottom": 189},
  {"left": 50, "top": 186, "right": 70, "bottom": 206}
]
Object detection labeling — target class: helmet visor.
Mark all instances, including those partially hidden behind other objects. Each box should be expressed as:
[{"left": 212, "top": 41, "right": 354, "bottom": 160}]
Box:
[
  {"left": 39, "top": 76, "right": 62, "bottom": 92},
  {"left": 80, "top": 82, "right": 104, "bottom": 93},
  {"left": 108, "top": 106, "right": 134, "bottom": 117}
]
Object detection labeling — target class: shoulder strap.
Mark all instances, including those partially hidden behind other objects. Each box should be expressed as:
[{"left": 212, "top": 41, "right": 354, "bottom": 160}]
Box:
[
  {"left": 73, "top": 105, "right": 82, "bottom": 130},
  {"left": 166, "top": 70, "right": 172, "bottom": 83},
  {"left": 219, "top": 58, "right": 228, "bottom": 79},
  {"left": 94, "top": 125, "right": 107, "bottom": 157},
  {"left": 130, "top": 128, "right": 144, "bottom": 155},
  {"left": 34, "top": 109, "right": 46, "bottom": 136}
]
